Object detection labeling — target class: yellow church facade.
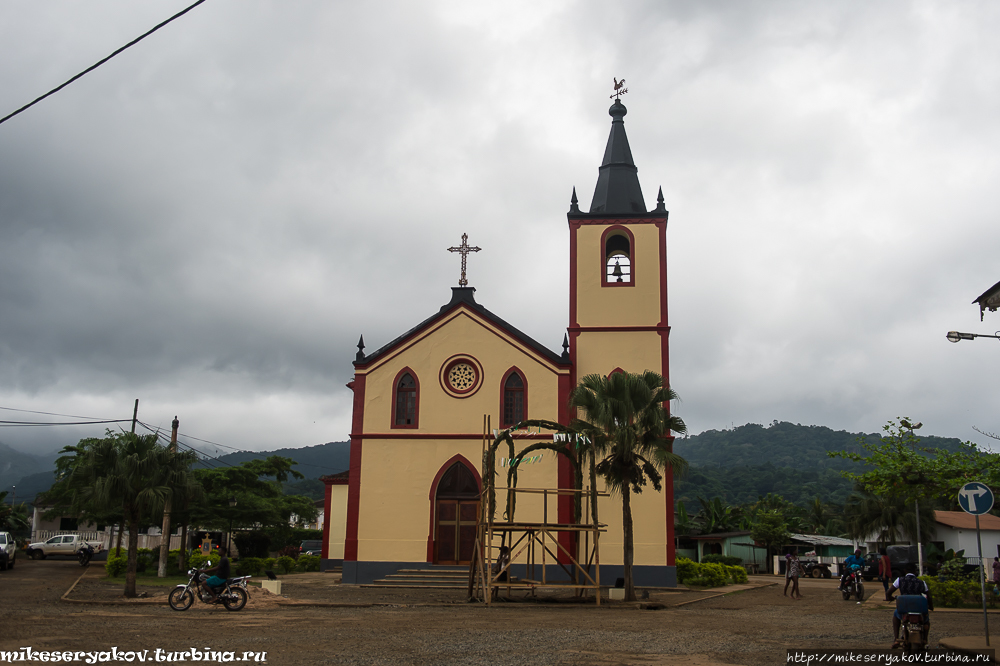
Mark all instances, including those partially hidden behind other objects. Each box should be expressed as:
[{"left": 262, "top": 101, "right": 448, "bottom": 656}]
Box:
[{"left": 327, "top": 97, "right": 679, "bottom": 587}]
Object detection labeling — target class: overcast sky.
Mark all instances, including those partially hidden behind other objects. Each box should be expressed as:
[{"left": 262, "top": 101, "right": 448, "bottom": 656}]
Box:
[{"left": 1, "top": 1, "right": 999, "bottom": 457}]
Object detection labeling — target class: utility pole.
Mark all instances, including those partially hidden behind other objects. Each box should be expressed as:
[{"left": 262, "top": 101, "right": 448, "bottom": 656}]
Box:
[
  {"left": 158, "top": 416, "right": 179, "bottom": 577},
  {"left": 116, "top": 399, "right": 139, "bottom": 557}
]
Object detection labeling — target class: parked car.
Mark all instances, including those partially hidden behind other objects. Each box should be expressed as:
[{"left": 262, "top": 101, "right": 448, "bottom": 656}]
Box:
[
  {"left": 25, "top": 534, "right": 102, "bottom": 560},
  {"left": 0, "top": 531, "right": 16, "bottom": 571},
  {"left": 299, "top": 540, "right": 323, "bottom": 556}
]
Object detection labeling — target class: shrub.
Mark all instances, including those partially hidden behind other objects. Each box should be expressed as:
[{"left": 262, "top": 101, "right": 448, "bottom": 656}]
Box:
[
  {"left": 264, "top": 558, "right": 277, "bottom": 573},
  {"left": 676, "top": 557, "right": 738, "bottom": 587},
  {"left": 702, "top": 554, "right": 742, "bottom": 567},
  {"left": 186, "top": 551, "right": 214, "bottom": 571},
  {"left": 938, "top": 559, "right": 973, "bottom": 582},
  {"left": 275, "top": 556, "right": 297, "bottom": 575},
  {"left": 134, "top": 548, "right": 156, "bottom": 573},
  {"left": 105, "top": 552, "right": 128, "bottom": 578},
  {"left": 278, "top": 545, "right": 300, "bottom": 560},
  {"left": 236, "top": 557, "right": 265, "bottom": 576},
  {"left": 675, "top": 557, "right": 698, "bottom": 583},
  {"left": 923, "top": 576, "right": 981, "bottom": 607},
  {"left": 297, "top": 554, "right": 320, "bottom": 572}
]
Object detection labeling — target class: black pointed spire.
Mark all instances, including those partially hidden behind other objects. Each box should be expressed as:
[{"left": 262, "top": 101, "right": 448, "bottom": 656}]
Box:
[
  {"left": 569, "top": 187, "right": 580, "bottom": 213},
  {"left": 654, "top": 186, "right": 666, "bottom": 213},
  {"left": 356, "top": 335, "right": 366, "bottom": 361},
  {"left": 561, "top": 333, "right": 570, "bottom": 360},
  {"left": 589, "top": 99, "right": 645, "bottom": 214}
]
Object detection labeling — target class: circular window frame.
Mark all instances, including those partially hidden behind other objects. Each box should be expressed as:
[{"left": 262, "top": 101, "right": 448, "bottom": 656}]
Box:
[{"left": 439, "top": 354, "right": 484, "bottom": 399}]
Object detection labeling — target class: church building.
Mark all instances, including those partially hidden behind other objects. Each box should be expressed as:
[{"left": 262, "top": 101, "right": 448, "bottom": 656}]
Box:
[{"left": 323, "top": 96, "right": 679, "bottom": 587}]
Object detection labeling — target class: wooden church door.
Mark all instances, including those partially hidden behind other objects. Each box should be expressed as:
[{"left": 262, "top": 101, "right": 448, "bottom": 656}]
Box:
[{"left": 433, "top": 462, "right": 479, "bottom": 565}]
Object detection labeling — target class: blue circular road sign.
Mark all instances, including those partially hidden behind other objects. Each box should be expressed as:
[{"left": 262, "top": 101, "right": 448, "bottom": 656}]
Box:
[{"left": 958, "top": 481, "right": 995, "bottom": 516}]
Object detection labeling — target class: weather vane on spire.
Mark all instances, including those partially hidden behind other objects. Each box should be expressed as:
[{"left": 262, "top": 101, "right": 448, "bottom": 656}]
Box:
[
  {"left": 447, "top": 233, "right": 481, "bottom": 287},
  {"left": 611, "top": 78, "right": 628, "bottom": 100}
]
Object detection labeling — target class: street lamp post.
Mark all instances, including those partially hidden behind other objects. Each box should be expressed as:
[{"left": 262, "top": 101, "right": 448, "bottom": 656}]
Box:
[{"left": 946, "top": 331, "right": 1000, "bottom": 343}]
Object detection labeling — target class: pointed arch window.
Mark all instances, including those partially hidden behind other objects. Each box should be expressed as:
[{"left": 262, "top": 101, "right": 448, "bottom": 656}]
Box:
[
  {"left": 602, "top": 226, "right": 635, "bottom": 287},
  {"left": 501, "top": 369, "right": 527, "bottom": 427},
  {"left": 393, "top": 369, "right": 419, "bottom": 428}
]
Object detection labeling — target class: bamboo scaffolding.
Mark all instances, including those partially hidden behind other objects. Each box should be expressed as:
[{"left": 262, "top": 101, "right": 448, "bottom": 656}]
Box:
[{"left": 471, "top": 416, "right": 608, "bottom": 605}]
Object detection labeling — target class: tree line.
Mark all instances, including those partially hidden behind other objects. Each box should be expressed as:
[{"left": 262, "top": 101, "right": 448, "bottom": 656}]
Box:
[{"left": 34, "top": 430, "right": 317, "bottom": 597}]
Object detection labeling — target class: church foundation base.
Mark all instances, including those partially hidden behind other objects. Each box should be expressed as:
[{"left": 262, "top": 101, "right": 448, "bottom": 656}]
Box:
[
  {"left": 341, "top": 560, "right": 676, "bottom": 588},
  {"left": 320, "top": 558, "right": 344, "bottom": 572}
]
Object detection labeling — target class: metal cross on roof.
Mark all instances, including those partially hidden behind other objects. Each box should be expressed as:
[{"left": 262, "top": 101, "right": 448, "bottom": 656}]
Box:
[{"left": 447, "top": 233, "right": 481, "bottom": 287}]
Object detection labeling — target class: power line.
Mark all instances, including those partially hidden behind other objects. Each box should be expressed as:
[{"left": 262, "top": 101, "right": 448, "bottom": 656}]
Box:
[
  {"left": 0, "top": 405, "right": 115, "bottom": 420},
  {"left": 145, "top": 424, "right": 347, "bottom": 473},
  {"left": 0, "top": 419, "right": 130, "bottom": 427},
  {"left": 0, "top": 0, "right": 209, "bottom": 127}
]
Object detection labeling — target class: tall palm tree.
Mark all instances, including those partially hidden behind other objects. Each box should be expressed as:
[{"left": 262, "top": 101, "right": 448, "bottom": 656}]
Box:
[
  {"left": 570, "top": 371, "right": 687, "bottom": 602},
  {"left": 55, "top": 431, "right": 198, "bottom": 597},
  {"left": 843, "top": 489, "right": 934, "bottom": 547}
]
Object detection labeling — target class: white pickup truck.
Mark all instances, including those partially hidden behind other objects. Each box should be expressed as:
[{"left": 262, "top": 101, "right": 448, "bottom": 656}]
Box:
[{"left": 25, "top": 534, "right": 103, "bottom": 560}]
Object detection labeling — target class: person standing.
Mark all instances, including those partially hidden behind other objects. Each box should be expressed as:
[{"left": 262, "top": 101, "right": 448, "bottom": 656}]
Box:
[
  {"left": 992, "top": 557, "right": 1000, "bottom": 593},
  {"left": 784, "top": 553, "right": 802, "bottom": 599},
  {"left": 879, "top": 548, "right": 893, "bottom": 601}
]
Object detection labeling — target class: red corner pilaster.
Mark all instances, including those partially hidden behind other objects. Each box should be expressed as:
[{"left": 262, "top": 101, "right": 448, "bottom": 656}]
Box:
[
  {"left": 557, "top": 370, "right": 575, "bottom": 562},
  {"left": 344, "top": 373, "right": 366, "bottom": 562}
]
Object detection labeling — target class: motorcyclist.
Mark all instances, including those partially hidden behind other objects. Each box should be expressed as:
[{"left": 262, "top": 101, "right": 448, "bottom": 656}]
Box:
[
  {"left": 77, "top": 542, "right": 95, "bottom": 566},
  {"left": 890, "top": 572, "right": 933, "bottom": 649},
  {"left": 839, "top": 549, "right": 866, "bottom": 591},
  {"left": 201, "top": 547, "right": 231, "bottom": 603}
]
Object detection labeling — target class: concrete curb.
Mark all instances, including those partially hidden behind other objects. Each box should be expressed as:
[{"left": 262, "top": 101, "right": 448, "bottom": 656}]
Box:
[{"left": 673, "top": 582, "right": 778, "bottom": 608}]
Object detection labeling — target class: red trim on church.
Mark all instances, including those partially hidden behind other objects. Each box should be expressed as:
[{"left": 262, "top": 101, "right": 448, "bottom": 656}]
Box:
[
  {"left": 344, "top": 373, "right": 367, "bottom": 562},
  {"left": 658, "top": 218, "right": 675, "bottom": 566},
  {"left": 426, "top": 454, "right": 483, "bottom": 563},
  {"left": 557, "top": 348, "right": 575, "bottom": 562},
  {"left": 348, "top": 431, "right": 556, "bottom": 440}
]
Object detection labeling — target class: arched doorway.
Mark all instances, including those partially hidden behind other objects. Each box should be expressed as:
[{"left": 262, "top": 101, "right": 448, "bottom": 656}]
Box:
[{"left": 433, "top": 461, "right": 480, "bottom": 565}]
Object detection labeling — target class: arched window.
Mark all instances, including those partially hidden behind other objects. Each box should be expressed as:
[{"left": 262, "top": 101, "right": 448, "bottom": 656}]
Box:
[
  {"left": 501, "top": 369, "right": 526, "bottom": 427},
  {"left": 605, "top": 233, "right": 631, "bottom": 283},
  {"left": 393, "top": 370, "right": 418, "bottom": 428}
]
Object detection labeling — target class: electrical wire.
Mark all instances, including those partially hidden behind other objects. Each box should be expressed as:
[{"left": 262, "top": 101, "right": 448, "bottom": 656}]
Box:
[
  {"left": 0, "top": 418, "right": 130, "bottom": 427},
  {"left": 138, "top": 420, "right": 346, "bottom": 473},
  {"left": 0, "top": 405, "right": 115, "bottom": 420},
  {"left": 0, "top": 0, "right": 209, "bottom": 127}
]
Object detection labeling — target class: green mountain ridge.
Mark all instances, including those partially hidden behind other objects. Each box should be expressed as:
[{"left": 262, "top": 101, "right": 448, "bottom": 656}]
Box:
[
  {"left": 0, "top": 441, "right": 57, "bottom": 497},
  {"left": 673, "top": 421, "right": 968, "bottom": 508}
]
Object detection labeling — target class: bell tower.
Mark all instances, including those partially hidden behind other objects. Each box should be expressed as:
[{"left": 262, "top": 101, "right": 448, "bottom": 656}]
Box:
[{"left": 566, "top": 97, "right": 675, "bottom": 565}]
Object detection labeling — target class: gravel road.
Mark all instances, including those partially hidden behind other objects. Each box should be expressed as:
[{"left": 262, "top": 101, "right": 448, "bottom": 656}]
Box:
[{"left": 2, "top": 558, "right": 995, "bottom": 665}]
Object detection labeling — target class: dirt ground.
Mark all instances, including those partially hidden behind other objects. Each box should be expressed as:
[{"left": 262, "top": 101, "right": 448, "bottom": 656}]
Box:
[{"left": 2, "top": 558, "right": 997, "bottom": 665}]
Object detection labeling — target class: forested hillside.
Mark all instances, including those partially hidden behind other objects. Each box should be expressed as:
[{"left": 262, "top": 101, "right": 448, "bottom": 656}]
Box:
[
  {"left": 673, "top": 421, "right": 967, "bottom": 507},
  {"left": 215, "top": 440, "right": 349, "bottom": 480}
]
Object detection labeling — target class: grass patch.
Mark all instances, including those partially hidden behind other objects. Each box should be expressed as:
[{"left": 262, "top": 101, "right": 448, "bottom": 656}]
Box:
[{"left": 99, "top": 574, "right": 191, "bottom": 587}]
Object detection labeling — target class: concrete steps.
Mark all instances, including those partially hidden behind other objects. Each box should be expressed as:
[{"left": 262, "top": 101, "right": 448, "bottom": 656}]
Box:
[{"left": 363, "top": 566, "right": 469, "bottom": 589}]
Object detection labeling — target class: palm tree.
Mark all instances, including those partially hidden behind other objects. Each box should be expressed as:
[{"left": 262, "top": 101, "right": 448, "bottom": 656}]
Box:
[
  {"left": 843, "top": 489, "right": 934, "bottom": 547},
  {"left": 569, "top": 371, "right": 687, "bottom": 602},
  {"left": 696, "top": 496, "right": 740, "bottom": 534},
  {"left": 0, "top": 491, "right": 30, "bottom": 533},
  {"left": 54, "top": 431, "right": 198, "bottom": 597}
]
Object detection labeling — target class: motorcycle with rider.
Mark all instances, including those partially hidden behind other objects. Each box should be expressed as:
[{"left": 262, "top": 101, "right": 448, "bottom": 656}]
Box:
[{"left": 839, "top": 549, "right": 867, "bottom": 601}]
